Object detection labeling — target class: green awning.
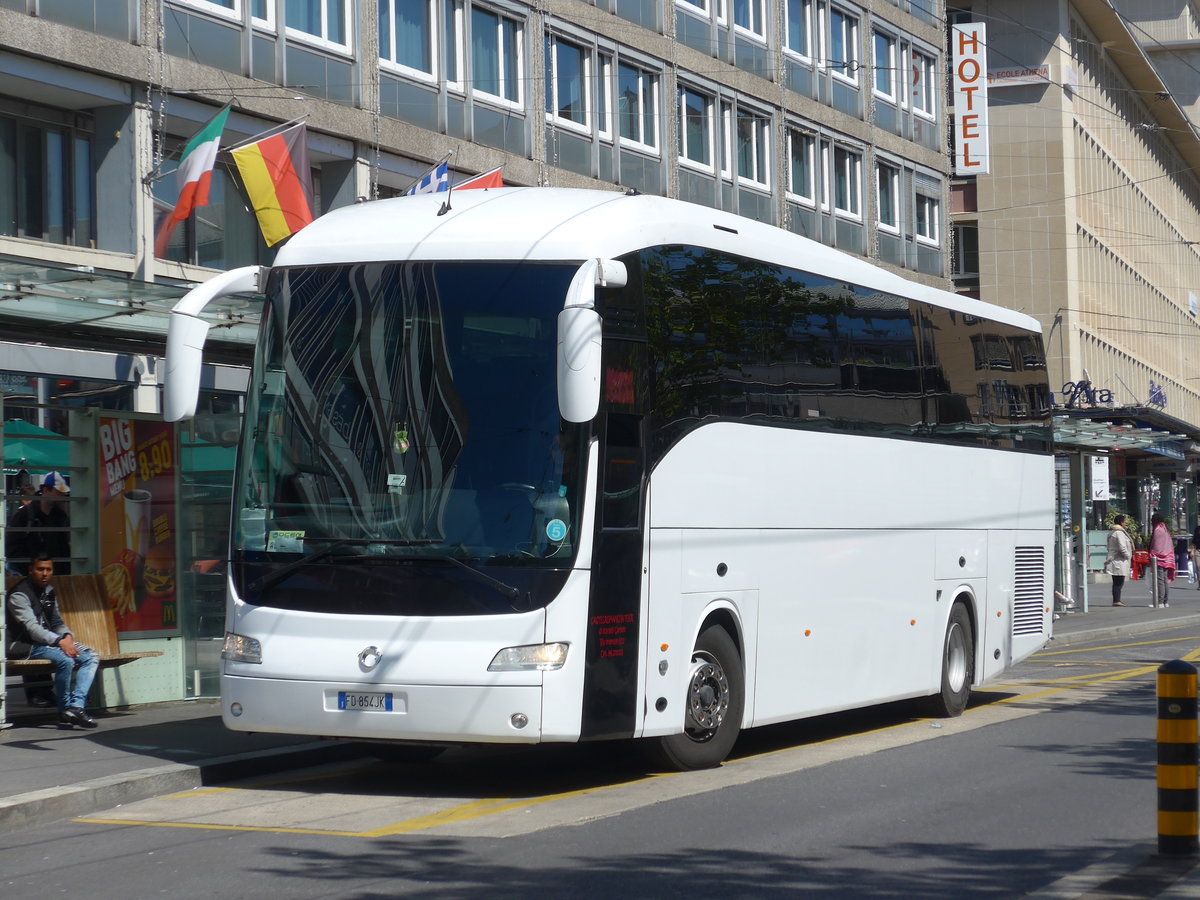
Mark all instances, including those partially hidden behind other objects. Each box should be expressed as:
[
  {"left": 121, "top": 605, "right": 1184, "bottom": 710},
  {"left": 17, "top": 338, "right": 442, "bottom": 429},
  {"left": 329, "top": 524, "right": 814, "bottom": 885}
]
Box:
[{"left": 3, "top": 419, "right": 71, "bottom": 474}]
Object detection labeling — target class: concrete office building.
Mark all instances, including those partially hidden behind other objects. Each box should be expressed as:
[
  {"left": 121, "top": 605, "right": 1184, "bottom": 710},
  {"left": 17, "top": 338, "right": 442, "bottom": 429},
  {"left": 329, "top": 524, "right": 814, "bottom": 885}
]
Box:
[{"left": 948, "top": 0, "right": 1200, "bottom": 606}]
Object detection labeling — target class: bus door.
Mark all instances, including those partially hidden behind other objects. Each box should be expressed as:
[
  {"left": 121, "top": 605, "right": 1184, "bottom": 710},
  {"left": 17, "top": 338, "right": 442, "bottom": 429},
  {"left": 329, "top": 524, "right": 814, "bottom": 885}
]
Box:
[{"left": 580, "top": 341, "right": 649, "bottom": 740}]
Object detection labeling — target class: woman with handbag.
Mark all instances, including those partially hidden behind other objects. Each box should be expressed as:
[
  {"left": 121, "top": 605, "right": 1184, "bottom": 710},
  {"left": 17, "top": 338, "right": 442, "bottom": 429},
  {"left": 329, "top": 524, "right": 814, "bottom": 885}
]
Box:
[
  {"left": 1149, "top": 512, "right": 1175, "bottom": 607},
  {"left": 1104, "top": 515, "right": 1134, "bottom": 607}
]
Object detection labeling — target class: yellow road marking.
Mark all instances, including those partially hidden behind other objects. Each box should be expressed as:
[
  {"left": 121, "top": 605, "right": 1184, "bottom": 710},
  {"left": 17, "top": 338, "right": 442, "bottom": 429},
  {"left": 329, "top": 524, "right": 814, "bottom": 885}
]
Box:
[
  {"left": 73, "top": 817, "right": 366, "bottom": 837},
  {"left": 1035, "top": 635, "right": 1200, "bottom": 658},
  {"left": 75, "top": 642, "right": 1200, "bottom": 838},
  {"left": 363, "top": 774, "right": 676, "bottom": 837},
  {"left": 77, "top": 773, "right": 679, "bottom": 839}
]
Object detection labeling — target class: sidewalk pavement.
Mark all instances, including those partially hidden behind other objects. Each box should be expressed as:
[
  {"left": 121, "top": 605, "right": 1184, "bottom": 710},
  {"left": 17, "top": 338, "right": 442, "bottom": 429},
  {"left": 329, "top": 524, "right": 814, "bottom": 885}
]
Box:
[{"left": 2, "top": 576, "right": 1200, "bottom": 895}]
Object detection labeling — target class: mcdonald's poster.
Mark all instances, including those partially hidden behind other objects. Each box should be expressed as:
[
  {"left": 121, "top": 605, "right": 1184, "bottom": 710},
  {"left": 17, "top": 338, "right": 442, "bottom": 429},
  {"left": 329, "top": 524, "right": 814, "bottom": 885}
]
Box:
[{"left": 98, "top": 417, "right": 178, "bottom": 633}]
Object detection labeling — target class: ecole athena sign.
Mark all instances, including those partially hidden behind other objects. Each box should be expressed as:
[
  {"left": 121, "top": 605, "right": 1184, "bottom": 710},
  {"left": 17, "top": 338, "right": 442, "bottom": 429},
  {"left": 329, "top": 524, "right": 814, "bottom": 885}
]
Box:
[{"left": 1052, "top": 380, "right": 1168, "bottom": 410}]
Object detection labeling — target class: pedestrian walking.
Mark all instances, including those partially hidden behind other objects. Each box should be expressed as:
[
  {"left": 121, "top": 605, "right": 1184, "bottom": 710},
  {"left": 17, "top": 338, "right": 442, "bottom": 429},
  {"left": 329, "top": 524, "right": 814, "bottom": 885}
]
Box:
[
  {"left": 1191, "top": 521, "right": 1200, "bottom": 590},
  {"left": 1150, "top": 512, "right": 1175, "bottom": 608},
  {"left": 1104, "top": 515, "right": 1134, "bottom": 606}
]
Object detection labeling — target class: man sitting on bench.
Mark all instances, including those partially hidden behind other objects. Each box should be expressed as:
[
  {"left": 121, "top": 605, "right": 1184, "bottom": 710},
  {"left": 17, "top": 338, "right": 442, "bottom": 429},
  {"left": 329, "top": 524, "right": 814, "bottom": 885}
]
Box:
[{"left": 5, "top": 552, "right": 100, "bottom": 729}]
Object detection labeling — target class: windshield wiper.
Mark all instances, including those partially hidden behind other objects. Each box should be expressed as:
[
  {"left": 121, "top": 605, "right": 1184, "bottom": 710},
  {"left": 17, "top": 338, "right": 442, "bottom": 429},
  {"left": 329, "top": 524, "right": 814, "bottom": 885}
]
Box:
[
  {"left": 249, "top": 540, "right": 358, "bottom": 593},
  {"left": 441, "top": 555, "right": 524, "bottom": 606},
  {"left": 248, "top": 537, "right": 437, "bottom": 593}
]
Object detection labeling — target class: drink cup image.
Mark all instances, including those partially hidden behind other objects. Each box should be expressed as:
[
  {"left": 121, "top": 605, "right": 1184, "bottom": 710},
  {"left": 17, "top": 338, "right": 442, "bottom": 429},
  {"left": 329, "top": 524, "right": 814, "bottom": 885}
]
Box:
[{"left": 124, "top": 489, "right": 152, "bottom": 562}]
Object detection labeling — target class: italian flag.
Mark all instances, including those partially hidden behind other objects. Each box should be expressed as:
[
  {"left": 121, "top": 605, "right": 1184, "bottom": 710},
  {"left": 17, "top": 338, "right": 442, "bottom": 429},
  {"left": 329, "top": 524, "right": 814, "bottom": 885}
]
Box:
[
  {"left": 168, "top": 106, "right": 230, "bottom": 222},
  {"left": 155, "top": 105, "right": 230, "bottom": 257}
]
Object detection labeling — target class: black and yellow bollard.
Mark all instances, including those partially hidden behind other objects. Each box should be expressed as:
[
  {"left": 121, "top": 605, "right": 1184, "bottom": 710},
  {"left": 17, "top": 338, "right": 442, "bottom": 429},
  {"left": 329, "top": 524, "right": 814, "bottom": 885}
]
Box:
[{"left": 1158, "top": 659, "right": 1199, "bottom": 855}]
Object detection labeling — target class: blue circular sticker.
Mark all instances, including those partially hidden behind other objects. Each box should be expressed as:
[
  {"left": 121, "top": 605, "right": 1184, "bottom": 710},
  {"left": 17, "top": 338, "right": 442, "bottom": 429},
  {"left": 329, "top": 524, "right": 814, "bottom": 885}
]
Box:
[{"left": 545, "top": 518, "right": 567, "bottom": 542}]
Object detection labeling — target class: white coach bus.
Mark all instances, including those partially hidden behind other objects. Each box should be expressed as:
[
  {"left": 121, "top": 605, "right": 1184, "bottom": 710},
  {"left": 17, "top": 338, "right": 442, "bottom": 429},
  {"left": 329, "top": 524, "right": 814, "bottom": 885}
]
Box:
[{"left": 165, "top": 187, "right": 1053, "bottom": 770}]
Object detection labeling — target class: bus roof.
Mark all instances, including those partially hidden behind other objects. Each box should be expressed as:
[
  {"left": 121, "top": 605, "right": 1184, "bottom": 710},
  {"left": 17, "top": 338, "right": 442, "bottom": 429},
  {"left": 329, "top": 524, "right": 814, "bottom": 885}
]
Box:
[{"left": 275, "top": 187, "right": 1041, "bottom": 333}]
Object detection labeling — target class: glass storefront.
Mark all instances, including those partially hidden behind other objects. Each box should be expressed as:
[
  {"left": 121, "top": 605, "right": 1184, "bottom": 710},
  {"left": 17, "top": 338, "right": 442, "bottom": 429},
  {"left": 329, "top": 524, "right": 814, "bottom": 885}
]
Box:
[{"left": 3, "top": 376, "right": 243, "bottom": 703}]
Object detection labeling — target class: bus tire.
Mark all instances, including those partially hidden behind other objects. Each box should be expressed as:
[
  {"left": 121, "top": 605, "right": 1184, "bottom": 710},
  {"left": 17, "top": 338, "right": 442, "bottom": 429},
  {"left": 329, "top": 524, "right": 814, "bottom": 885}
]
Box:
[
  {"left": 648, "top": 625, "right": 744, "bottom": 771},
  {"left": 925, "top": 602, "right": 974, "bottom": 717}
]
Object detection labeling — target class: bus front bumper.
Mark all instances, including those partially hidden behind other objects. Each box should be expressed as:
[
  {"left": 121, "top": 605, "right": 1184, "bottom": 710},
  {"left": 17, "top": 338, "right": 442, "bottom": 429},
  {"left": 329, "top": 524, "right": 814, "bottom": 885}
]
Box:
[{"left": 221, "top": 674, "right": 545, "bottom": 744}]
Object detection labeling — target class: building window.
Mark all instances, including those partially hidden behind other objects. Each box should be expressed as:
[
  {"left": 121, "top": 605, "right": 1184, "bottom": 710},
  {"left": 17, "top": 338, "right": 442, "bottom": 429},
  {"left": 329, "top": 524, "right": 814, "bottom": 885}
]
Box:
[
  {"left": 828, "top": 7, "right": 859, "bottom": 83},
  {"left": 912, "top": 50, "right": 936, "bottom": 118},
  {"left": 152, "top": 148, "right": 273, "bottom": 269},
  {"left": 787, "top": 128, "right": 815, "bottom": 203},
  {"left": 785, "top": 0, "right": 813, "bottom": 58},
  {"left": 953, "top": 222, "right": 979, "bottom": 275},
  {"left": 679, "top": 86, "right": 714, "bottom": 171},
  {"left": 618, "top": 62, "right": 658, "bottom": 150},
  {"left": 379, "top": 0, "right": 435, "bottom": 76},
  {"left": 832, "top": 145, "right": 861, "bottom": 217},
  {"left": 677, "top": 0, "right": 728, "bottom": 26},
  {"left": 285, "top": 0, "right": 349, "bottom": 49},
  {"left": 735, "top": 108, "right": 769, "bottom": 188},
  {"left": 0, "top": 110, "right": 95, "bottom": 248},
  {"left": 873, "top": 30, "right": 896, "bottom": 99},
  {"left": 545, "top": 35, "right": 590, "bottom": 129},
  {"left": 732, "top": 0, "right": 766, "bottom": 38},
  {"left": 877, "top": 162, "right": 899, "bottom": 231},
  {"left": 172, "top": 0, "right": 274, "bottom": 26},
  {"left": 473, "top": 5, "right": 522, "bottom": 104},
  {"left": 916, "top": 192, "right": 940, "bottom": 243}
]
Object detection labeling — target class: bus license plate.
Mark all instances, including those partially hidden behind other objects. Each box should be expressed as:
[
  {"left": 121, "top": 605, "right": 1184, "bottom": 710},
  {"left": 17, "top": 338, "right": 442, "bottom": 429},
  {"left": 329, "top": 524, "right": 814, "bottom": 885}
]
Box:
[{"left": 338, "top": 691, "right": 393, "bottom": 711}]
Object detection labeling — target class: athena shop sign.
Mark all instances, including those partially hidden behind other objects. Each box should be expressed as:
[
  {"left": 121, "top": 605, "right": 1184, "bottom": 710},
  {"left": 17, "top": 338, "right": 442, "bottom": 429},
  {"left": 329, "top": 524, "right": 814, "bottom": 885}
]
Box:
[{"left": 952, "top": 23, "right": 990, "bottom": 175}]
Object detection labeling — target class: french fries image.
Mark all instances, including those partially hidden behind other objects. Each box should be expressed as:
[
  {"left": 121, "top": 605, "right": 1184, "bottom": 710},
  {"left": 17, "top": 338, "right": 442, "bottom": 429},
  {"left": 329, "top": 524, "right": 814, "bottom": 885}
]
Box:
[{"left": 101, "top": 561, "right": 136, "bottom": 617}]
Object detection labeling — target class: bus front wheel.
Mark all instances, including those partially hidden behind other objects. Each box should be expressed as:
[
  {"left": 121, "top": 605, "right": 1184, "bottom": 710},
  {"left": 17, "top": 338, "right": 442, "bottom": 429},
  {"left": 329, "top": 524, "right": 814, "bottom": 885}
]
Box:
[
  {"left": 649, "top": 625, "right": 744, "bottom": 771},
  {"left": 925, "top": 602, "right": 974, "bottom": 717}
]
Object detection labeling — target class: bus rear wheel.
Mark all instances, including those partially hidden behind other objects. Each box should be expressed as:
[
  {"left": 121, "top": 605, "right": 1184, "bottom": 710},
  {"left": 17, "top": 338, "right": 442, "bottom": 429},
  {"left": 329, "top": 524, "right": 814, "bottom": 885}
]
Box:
[
  {"left": 648, "top": 625, "right": 744, "bottom": 771},
  {"left": 925, "top": 602, "right": 974, "bottom": 717}
]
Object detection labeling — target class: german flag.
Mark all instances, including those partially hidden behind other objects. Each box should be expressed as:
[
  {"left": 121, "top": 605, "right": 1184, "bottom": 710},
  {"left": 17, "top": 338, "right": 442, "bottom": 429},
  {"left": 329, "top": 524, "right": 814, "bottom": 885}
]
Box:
[{"left": 231, "top": 123, "right": 315, "bottom": 246}]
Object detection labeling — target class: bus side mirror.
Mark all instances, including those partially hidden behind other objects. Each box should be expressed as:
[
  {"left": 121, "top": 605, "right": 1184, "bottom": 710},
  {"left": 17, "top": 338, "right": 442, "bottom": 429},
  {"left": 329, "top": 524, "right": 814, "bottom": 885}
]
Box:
[
  {"left": 164, "top": 266, "right": 265, "bottom": 422},
  {"left": 557, "top": 259, "right": 627, "bottom": 424},
  {"left": 558, "top": 306, "right": 602, "bottom": 423}
]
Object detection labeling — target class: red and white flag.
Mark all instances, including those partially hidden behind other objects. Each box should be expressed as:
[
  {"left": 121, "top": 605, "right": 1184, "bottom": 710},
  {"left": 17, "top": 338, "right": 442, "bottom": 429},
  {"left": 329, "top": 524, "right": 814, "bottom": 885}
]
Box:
[
  {"left": 155, "top": 105, "right": 231, "bottom": 257},
  {"left": 457, "top": 166, "right": 504, "bottom": 190}
]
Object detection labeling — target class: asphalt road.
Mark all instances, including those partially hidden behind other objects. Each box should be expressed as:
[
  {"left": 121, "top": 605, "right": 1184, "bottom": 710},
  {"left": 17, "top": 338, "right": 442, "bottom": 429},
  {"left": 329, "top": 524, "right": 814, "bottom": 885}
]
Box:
[{"left": 4, "top": 629, "right": 1200, "bottom": 899}]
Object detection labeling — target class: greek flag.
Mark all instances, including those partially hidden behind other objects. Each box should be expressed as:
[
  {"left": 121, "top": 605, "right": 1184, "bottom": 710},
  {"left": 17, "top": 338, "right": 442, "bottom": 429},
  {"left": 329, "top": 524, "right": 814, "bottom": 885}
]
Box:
[{"left": 404, "top": 161, "right": 449, "bottom": 196}]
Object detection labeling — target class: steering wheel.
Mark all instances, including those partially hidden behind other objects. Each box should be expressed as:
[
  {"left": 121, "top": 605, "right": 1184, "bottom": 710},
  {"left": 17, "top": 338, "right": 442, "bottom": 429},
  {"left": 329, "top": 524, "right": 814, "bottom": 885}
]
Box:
[{"left": 500, "top": 483, "right": 538, "bottom": 495}]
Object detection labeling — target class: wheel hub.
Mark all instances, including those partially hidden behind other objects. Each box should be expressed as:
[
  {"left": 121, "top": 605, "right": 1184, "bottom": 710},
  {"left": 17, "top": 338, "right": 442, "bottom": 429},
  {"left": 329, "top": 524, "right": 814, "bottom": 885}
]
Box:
[{"left": 685, "top": 653, "right": 729, "bottom": 736}]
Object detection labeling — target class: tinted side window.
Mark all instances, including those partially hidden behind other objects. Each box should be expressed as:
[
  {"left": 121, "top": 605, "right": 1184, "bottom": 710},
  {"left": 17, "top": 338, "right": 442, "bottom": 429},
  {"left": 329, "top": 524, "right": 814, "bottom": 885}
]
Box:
[
  {"left": 639, "top": 245, "right": 1051, "bottom": 455},
  {"left": 641, "top": 245, "right": 922, "bottom": 454}
]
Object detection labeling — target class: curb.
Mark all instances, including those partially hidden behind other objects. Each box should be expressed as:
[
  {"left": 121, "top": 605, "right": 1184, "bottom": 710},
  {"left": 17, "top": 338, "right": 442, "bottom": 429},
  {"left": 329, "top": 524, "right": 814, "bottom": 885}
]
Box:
[
  {"left": 1050, "top": 614, "right": 1200, "bottom": 647},
  {"left": 0, "top": 740, "right": 373, "bottom": 834}
]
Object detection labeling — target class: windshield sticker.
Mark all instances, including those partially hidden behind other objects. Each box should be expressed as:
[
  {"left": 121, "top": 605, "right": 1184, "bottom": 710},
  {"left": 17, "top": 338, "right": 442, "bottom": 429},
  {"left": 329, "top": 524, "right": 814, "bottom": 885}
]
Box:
[
  {"left": 545, "top": 519, "right": 567, "bottom": 542},
  {"left": 387, "top": 473, "right": 408, "bottom": 495},
  {"left": 394, "top": 423, "right": 410, "bottom": 453},
  {"left": 267, "top": 530, "right": 305, "bottom": 553}
]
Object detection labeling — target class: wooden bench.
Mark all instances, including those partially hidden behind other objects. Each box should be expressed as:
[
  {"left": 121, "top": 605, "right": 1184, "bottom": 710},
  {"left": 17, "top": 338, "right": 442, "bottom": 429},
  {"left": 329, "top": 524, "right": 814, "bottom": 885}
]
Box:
[{"left": 4, "top": 573, "right": 164, "bottom": 672}]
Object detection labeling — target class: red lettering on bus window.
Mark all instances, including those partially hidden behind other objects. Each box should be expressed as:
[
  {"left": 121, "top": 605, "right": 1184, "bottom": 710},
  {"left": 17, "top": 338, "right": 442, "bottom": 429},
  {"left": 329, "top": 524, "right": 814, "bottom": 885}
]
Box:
[{"left": 605, "top": 367, "right": 635, "bottom": 405}]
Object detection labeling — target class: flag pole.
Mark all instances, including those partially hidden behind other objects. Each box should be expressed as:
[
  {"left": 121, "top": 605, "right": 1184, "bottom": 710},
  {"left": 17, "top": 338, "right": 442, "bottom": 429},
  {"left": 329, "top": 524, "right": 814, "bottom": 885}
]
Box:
[
  {"left": 403, "top": 150, "right": 454, "bottom": 196},
  {"left": 143, "top": 102, "right": 234, "bottom": 185},
  {"left": 436, "top": 151, "right": 457, "bottom": 216},
  {"left": 223, "top": 113, "right": 310, "bottom": 153}
]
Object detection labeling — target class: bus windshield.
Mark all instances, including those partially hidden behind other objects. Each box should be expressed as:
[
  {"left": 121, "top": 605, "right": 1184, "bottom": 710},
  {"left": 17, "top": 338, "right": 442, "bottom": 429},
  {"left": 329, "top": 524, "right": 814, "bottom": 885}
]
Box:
[{"left": 233, "top": 260, "right": 586, "bottom": 612}]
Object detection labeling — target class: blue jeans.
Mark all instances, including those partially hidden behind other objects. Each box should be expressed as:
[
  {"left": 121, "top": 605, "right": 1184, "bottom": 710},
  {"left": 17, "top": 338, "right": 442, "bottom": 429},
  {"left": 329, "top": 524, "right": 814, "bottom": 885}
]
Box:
[{"left": 29, "top": 643, "right": 99, "bottom": 711}]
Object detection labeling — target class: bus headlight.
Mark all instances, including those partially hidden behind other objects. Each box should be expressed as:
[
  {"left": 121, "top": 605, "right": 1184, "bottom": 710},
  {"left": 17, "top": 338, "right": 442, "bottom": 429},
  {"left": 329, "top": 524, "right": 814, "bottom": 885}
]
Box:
[
  {"left": 488, "top": 642, "right": 569, "bottom": 671},
  {"left": 221, "top": 631, "right": 262, "bottom": 664}
]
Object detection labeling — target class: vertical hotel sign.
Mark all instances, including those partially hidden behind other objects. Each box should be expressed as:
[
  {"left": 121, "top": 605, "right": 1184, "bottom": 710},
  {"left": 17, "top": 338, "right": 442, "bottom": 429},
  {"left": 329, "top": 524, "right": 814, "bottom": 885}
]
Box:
[{"left": 952, "top": 23, "right": 989, "bottom": 175}]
